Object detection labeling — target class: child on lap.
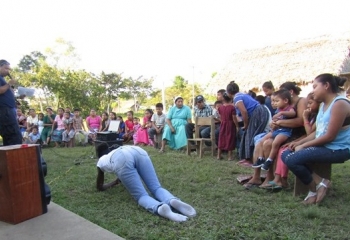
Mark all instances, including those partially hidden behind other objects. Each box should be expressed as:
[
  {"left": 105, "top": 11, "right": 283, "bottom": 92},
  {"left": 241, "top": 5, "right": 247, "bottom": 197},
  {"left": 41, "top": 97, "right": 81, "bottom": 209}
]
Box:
[{"left": 252, "top": 89, "right": 296, "bottom": 170}]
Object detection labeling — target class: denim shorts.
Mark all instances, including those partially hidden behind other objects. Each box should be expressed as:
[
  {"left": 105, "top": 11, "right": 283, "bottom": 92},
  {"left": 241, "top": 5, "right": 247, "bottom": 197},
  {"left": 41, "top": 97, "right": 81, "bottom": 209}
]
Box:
[{"left": 272, "top": 128, "right": 292, "bottom": 138}]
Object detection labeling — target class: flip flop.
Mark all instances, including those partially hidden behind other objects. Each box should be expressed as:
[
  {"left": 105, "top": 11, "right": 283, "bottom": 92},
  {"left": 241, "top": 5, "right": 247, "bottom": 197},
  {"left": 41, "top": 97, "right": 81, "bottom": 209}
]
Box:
[
  {"left": 303, "top": 191, "right": 317, "bottom": 205},
  {"left": 243, "top": 182, "right": 261, "bottom": 190},
  {"left": 263, "top": 181, "right": 283, "bottom": 189},
  {"left": 316, "top": 179, "right": 331, "bottom": 204}
]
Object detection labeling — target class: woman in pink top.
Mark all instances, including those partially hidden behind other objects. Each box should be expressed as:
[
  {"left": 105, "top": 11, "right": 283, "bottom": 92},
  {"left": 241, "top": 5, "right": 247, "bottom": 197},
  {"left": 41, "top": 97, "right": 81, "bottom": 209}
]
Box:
[
  {"left": 51, "top": 108, "right": 65, "bottom": 147},
  {"left": 86, "top": 109, "right": 102, "bottom": 140}
]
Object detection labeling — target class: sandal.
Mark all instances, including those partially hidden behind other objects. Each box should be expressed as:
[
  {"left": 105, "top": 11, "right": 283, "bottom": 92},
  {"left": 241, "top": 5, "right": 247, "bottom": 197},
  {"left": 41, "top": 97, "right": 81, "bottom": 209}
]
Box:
[
  {"left": 302, "top": 191, "right": 317, "bottom": 205},
  {"left": 261, "top": 181, "right": 285, "bottom": 189},
  {"left": 243, "top": 182, "right": 261, "bottom": 190},
  {"left": 236, "top": 175, "right": 253, "bottom": 184},
  {"left": 316, "top": 179, "right": 331, "bottom": 204},
  {"left": 159, "top": 149, "right": 164, "bottom": 153}
]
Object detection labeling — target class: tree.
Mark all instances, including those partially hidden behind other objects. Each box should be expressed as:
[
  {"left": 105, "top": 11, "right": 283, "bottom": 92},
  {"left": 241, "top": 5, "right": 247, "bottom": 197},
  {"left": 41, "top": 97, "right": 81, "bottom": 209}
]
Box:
[
  {"left": 18, "top": 51, "right": 46, "bottom": 73},
  {"left": 45, "top": 38, "right": 80, "bottom": 69},
  {"left": 125, "top": 76, "right": 154, "bottom": 112},
  {"left": 173, "top": 76, "right": 187, "bottom": 90},
  {"left": 99, "top": 72, "right": 128, "bottom": 112}
]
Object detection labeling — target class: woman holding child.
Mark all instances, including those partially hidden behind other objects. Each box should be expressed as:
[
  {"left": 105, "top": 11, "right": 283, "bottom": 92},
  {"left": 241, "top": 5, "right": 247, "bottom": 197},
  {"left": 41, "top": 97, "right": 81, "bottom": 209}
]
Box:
[
  {"left": 244, "top": 82, "right": 307, "bottom": 189},
  {"left": 282, "top": 74, "right": 350, "bottom": 204}
]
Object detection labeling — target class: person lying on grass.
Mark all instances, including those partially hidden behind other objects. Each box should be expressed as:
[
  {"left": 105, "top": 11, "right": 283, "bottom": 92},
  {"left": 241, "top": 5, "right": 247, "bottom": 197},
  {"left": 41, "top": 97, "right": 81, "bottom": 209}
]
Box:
[{"left": 96, "top": 145, "right": 196, "bottom": 222}]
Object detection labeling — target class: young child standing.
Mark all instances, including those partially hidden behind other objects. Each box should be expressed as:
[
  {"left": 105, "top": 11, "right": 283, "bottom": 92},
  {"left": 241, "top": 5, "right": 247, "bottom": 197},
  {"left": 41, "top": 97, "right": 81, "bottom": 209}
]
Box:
[
  {"left": 146, "top": 120, "right": 154, "bottom": 147},
  {"left": 132, "top": 117, "right": 141, "bottom": 145},
  {"left": 62, "top": 112, "right": 75, "bottom": 147},
  {"left": 217, "top": 93, "right": 239, "bottom": 161},
  {"left": 37, "top": 113, "right": 44, "bottom": 135},
  {"left": 123, "top": 111, "right": 134, "bottom": 143},
  {"left": 148, "top": 103, "right": 166, "bottom": 149},
  {"left": 253, "top": 89, "right": 296, "bottom": 170},
  {"left": 73, "top": 108, "right": 89, "bottom": 146}
]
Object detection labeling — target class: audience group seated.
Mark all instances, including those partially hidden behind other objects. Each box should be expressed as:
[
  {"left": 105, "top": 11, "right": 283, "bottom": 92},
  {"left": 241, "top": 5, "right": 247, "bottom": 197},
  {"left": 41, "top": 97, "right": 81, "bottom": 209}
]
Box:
[{"left": 14, "top": 73, "right": 350, "bottom": 204}]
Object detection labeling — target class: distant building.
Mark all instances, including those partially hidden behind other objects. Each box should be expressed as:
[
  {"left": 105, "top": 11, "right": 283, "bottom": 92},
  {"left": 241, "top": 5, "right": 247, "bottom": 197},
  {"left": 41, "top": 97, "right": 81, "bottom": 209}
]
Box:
[{"left": 208, "top": 32, "right": 350, "bottom": 97}]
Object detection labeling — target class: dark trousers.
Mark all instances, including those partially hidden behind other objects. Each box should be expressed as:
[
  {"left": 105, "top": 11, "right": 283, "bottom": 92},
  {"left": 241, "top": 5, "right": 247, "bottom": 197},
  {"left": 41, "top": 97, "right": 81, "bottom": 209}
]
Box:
[
  {"left": 185, "top": 123, "right": 210, "bottom": 139},
  {"left": 0, "top": 107, "right": 23, "bottom": 146},
  {"left": 282, "top": 147, "right": 350, "bottom": 185}
]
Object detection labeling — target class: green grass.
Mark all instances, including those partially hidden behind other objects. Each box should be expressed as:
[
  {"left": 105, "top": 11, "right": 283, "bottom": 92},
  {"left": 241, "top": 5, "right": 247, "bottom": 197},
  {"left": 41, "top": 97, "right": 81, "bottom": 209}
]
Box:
[{"left": 42, "top": 145, "right": 350, "bottom": 240}]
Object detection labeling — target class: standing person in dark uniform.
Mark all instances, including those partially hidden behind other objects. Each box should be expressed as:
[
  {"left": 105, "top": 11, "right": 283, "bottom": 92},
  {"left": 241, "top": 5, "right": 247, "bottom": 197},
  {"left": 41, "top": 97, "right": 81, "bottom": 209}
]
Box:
[{"left": 0, "top": 60, "right": 23, "bottom": 146}]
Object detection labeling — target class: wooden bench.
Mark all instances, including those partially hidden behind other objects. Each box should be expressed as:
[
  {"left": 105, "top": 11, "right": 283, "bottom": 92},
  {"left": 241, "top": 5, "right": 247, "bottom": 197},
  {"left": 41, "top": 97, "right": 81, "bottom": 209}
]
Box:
[{"left": 293, "top": 163, "right": 332, "bottom": 196}]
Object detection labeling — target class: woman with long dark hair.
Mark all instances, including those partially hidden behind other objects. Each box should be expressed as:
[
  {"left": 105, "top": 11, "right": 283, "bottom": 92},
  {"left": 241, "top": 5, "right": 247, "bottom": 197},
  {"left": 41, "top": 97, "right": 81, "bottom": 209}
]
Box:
[
  {"left": 226, "top": 81, "right": 270, "bottom": 164},
  {"left": 282, "top": 74, "right": 350, "bottom": 204}
]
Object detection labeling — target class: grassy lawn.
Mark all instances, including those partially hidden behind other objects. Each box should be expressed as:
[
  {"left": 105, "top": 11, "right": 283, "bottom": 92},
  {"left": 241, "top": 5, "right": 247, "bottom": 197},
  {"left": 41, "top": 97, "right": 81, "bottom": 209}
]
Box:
[{"left": 41, "top": 145, "right": 350, "bottom": 240}]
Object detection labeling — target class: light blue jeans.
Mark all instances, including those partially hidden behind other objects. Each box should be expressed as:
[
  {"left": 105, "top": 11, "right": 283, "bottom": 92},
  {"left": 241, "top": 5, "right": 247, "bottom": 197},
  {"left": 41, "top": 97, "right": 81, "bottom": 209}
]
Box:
[{"left": 112, "top": 146, "right": 178, "bottom": 214}]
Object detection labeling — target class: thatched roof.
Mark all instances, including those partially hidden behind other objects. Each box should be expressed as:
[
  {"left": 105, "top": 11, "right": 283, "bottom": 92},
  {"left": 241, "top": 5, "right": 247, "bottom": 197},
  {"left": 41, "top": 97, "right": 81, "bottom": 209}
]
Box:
[{"left": 210, "top": 32, "right": 350, "bottom": 93}]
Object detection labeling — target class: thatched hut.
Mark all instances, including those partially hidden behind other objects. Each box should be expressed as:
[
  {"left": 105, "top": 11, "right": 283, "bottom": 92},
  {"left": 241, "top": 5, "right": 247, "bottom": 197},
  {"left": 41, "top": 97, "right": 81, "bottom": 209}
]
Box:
[{"left": 209, "top": 32, "right": 350, "bottom": 96}]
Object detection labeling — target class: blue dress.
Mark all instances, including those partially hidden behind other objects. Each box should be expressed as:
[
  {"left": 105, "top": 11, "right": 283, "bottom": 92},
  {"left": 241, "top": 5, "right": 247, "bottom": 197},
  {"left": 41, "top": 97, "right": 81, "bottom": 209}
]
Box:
[{"left": 162, "top": 105, "right": 192, "bottom": 149}]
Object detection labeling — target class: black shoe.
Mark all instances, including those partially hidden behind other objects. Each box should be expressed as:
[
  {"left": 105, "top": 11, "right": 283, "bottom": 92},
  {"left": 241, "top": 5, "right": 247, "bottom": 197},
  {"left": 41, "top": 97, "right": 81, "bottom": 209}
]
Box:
[
  {"left": 252, "top": 158, "right": 265, "bottom": 168},
  {"left": 261, "top": 160, "right": 273, "bottom": 171}
]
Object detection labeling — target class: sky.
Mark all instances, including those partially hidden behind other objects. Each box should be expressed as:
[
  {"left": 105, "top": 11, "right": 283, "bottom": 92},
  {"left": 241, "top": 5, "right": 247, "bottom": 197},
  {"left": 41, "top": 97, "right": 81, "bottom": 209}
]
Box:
[{"left": 1, "top": 0, "right": 350, "bottom": 88}]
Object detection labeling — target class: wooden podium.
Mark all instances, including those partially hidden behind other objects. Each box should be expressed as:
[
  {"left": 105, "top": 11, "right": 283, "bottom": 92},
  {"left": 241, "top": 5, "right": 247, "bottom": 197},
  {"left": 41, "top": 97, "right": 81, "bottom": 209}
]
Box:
[{"left": 0, "top": 144, "right": 48, "bottom": 224}]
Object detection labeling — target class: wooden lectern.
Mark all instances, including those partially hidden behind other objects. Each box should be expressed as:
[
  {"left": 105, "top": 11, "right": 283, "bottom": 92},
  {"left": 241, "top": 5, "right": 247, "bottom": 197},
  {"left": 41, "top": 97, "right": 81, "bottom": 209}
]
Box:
[{"left": 0, "top": 144, "right": 48, "bottom": 224}]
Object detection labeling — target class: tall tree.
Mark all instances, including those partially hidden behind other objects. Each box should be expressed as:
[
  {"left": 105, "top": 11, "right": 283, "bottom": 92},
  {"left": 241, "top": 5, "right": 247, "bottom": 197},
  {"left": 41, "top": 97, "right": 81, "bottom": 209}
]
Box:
[
  {"left": 124, "top": 76, "right": 154, "bottom": 112},
  {"left": 99, "top": 72, "right": 128, "bottom": 112},
  {"left": 45, "top": 38, "right": 80, "bottom": 69},
  {"left": 18, "top": 51, "right": 46, "bottom": 73}
]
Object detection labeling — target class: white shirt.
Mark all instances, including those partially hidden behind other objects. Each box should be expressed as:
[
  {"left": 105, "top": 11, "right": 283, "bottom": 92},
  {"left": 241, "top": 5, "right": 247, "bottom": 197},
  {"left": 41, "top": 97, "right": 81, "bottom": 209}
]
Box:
[
  {"left": 27, "top": 115, "right": 39, "bottom": 126},
  {"left": 151, "top": 113, "right": 166, "bottom": 127}
]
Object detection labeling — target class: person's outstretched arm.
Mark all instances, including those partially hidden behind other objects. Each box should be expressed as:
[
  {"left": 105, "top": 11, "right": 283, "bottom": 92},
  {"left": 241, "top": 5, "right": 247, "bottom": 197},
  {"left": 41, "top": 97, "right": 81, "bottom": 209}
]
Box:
[{"left": 96, "top": 167, "right": 120, "bottom": 191}]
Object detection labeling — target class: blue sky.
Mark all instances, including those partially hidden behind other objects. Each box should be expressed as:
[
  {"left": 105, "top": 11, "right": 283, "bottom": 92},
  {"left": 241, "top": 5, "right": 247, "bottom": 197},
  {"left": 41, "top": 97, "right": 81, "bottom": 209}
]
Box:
[{"left": 2, "top": 0, "right": 349, "bottom": 88}]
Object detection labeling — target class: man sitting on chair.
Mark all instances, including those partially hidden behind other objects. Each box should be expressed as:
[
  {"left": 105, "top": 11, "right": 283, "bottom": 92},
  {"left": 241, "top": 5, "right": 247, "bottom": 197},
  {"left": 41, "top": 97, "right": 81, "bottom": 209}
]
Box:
[{"left": 185, "top": 95, "right": 213, "bottom": 144}]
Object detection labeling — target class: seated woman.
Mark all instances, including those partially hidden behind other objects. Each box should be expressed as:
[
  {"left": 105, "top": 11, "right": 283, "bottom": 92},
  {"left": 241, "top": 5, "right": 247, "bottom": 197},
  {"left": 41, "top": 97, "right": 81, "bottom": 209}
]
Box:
[
  {"left": 99, "top": 112, "right": 110, "bottom": 132},
  {"left": 96, "top": 145, "right": 196, "bottom": 222},
  {"left": 282, "top": 74, "right": 350, "bottom": 204},
  {"left": 51, "top": 108, "right": 65, "bottom": 147},
  {"left": 244, "top": 82, "right": 307, "bottom": 189},
  {"left": 86, "top": 109, "right": 101, "bottom": 140},
  {"left": 159, "top": 96, "right": 192, "bottom": 152},
  {"left": 261, "top": 92, "right": 320, "bottom": 189}
]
